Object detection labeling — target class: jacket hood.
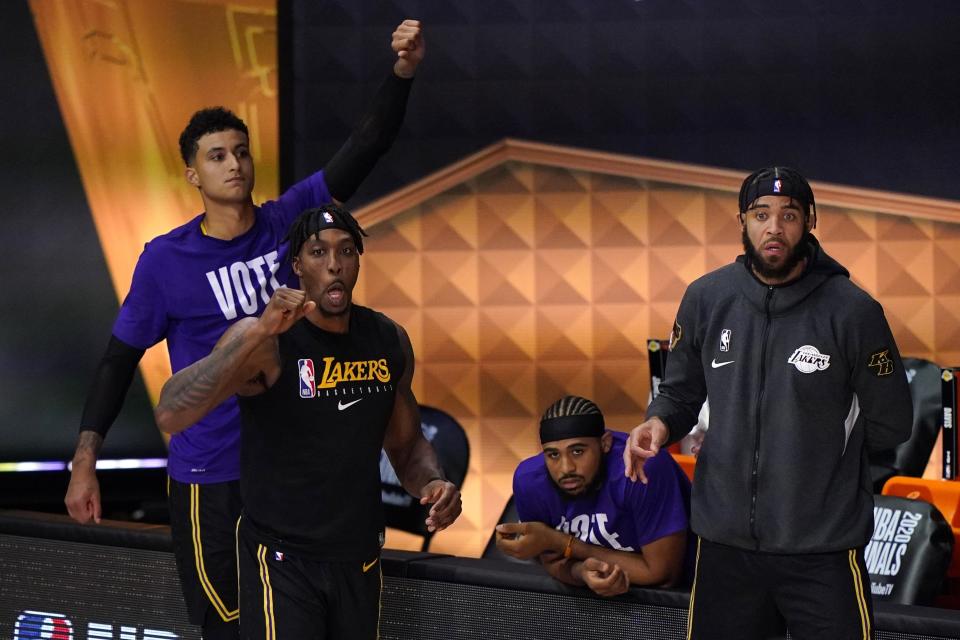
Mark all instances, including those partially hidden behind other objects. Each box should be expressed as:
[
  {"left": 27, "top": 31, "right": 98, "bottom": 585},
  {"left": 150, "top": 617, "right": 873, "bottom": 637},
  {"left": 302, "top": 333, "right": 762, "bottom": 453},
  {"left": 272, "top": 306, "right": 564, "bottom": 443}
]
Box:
[{"left": 734, "top": 234, "right": 849, "bottom": 316}]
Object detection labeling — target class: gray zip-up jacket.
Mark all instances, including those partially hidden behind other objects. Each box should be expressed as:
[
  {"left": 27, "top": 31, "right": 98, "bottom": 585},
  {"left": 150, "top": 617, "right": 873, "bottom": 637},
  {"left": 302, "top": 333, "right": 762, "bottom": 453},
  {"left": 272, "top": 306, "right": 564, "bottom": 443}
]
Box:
[{"left": 648, "top": 237, "right": 912, "bottom": 553}]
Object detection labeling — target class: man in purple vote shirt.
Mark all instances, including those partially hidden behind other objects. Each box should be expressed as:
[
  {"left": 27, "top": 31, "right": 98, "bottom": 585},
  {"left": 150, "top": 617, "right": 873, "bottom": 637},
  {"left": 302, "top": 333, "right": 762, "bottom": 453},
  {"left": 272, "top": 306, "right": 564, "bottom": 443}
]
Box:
[
  {"left": 63, "top": 19, "right": 426, "bottom": 640},
  {"left": 496, "top": 395, "right": 692, "bottom": 597}
]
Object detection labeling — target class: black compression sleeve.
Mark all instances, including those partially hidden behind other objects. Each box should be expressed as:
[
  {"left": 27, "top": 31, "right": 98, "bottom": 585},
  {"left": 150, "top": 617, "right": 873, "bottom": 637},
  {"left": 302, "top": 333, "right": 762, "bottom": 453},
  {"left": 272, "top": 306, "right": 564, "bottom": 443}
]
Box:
[
  {"left": 79, "top": 334, "right": 146, "bottom": 436},
  {"left": 324, "top": 73, "right": 414, "bottom": 202}
]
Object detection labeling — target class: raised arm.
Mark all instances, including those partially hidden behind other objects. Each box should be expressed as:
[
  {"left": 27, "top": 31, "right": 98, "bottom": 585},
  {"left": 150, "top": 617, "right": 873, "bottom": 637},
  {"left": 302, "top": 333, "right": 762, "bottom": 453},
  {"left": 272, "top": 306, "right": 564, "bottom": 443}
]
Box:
[
  {"left": 323, "top": 19, "right": 425, "bottom": 204},
  {"left": 382, "top": 321, "right": 462, "bottom": 532},
  {"left": 153, "top": 288, "right": 313, "bottom": 434}
]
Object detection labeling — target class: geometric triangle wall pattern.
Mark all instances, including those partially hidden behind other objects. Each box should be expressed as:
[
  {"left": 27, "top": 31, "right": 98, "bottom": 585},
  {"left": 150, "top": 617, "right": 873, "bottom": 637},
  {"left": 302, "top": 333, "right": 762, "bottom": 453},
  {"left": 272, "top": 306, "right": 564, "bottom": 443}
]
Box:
[{"left": 354, "top": 140, "right": 960, "bottom": 557}]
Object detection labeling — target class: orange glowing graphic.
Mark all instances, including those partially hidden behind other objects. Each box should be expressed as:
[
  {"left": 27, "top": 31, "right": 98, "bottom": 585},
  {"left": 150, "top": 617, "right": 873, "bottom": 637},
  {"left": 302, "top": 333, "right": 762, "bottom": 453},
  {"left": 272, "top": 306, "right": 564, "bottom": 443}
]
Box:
[{"left": 30, "top": 0, "right": 278, "bottom": 403}]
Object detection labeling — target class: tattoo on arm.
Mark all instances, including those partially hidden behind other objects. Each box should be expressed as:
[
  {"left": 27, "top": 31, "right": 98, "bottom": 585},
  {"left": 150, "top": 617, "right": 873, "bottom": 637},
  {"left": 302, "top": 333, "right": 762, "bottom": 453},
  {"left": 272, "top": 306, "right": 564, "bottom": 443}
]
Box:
[
  {"left": 74, "top": 431, "right": 103, "bottom": 460},
  {"left": 159, "top": 331, "right": 252, "bottom": 414}
]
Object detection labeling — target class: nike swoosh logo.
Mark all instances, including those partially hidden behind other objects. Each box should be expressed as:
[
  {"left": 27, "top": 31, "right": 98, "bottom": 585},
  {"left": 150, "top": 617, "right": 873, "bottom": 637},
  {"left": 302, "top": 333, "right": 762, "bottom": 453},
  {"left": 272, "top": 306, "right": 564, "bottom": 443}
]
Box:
[
  {"left": 338, "top": 399, "right": 363, "bottom": 410},
  {"left": 711, "top": 358, "right": 735, "bottom": 368},
  {"left": 362, "top": 557, "right": 379, "bottom": 573}
]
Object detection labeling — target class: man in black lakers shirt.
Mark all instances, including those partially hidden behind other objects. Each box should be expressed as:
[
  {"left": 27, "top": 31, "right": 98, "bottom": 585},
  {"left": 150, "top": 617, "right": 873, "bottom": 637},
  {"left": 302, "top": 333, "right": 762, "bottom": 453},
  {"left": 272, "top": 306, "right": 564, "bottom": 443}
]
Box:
[{"left": 154, "top": 204, "right": 462, "bottom": 639}]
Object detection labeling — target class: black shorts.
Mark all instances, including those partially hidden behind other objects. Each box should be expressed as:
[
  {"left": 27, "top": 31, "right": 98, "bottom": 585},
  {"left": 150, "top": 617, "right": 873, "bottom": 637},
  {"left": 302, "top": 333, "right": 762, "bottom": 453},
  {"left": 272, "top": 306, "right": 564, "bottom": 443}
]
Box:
[
  {"left": 168, "top": 477, "right": 242, "bottom": 627},
  {"left": 688, "top": 537, "right": 874, "bottom": 640},
  {"left": 237, "top": 517, "right": 382, "bottom": 640}
]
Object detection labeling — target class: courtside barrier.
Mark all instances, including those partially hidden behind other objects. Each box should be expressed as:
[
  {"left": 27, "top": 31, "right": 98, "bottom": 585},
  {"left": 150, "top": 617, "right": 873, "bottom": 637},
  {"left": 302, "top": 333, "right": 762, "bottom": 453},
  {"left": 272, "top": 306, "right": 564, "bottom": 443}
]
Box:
[{"left": 2, "top": 510, "right": 959, "bottom": 639}]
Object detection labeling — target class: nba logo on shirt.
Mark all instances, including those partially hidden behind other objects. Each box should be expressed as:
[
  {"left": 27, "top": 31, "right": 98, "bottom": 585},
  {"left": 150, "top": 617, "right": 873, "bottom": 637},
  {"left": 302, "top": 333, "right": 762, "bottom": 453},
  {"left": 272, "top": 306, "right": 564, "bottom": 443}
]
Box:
[
  {"left": 298, "top": 359, "right": 316, "bottom": 398},
  {"left": 720, "top": 329, "right": 731, "bottom": 352},
  {"left": 323, "top": 211, "right": 334, "bottom": 224},
  {"left": 14, "top": 610, "right": 73, "bottom": 639},
  {"left": 773, "top": 179, "right": 782, "bottom": 193}
]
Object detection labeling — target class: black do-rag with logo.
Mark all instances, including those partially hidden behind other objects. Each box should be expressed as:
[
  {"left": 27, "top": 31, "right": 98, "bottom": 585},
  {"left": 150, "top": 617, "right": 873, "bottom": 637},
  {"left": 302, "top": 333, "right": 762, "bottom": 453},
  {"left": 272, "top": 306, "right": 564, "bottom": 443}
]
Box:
[{"left": 738, "top": 166, "right": 816, "bottom": 220}]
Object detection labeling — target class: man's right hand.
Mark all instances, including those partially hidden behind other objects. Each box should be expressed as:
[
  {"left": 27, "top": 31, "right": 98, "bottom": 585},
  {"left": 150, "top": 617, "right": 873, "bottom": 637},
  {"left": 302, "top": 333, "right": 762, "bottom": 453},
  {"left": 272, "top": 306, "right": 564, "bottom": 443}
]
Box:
[
  {"left": 495, "top": 521, "right": 563, "bottom": 560},
  {"left": 623, "top": 417, "right": 669, "bottom": 484},
  {"left": 65, "top": 461, "right": 101, "bottom": 524},
  {"left": 392, "top": 19, "right": 425, "bottom": 79},
  {"left": 258, "top": 288, "right": 315, "bottom": 336}
]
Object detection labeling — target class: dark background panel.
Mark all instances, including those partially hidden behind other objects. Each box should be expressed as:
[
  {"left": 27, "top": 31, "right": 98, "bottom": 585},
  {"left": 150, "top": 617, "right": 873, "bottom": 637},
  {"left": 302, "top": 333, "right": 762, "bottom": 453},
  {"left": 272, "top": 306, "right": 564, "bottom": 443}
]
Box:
[
  {"left": 2, "top": 0, "right": 959, "bottom": 508},
  {"left": 281, "top": 0, "right": 960, "bottom": 206},
  {"left": 0, "top": 1, "right": 162, "bottom": 463}
]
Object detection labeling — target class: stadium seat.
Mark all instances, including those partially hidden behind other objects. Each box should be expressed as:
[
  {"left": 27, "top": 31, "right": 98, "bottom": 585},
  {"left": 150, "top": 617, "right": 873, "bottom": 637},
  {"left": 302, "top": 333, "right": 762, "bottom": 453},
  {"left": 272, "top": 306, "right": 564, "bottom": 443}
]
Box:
[
  {"left": 867, "top": 494, "right": 953, "bottom": 605},
  {"left": 380, "top": 405, "right": 470, "bottom": 551},
  {"left": 870, "top": 357, "right": 942, "bottom": 491}
]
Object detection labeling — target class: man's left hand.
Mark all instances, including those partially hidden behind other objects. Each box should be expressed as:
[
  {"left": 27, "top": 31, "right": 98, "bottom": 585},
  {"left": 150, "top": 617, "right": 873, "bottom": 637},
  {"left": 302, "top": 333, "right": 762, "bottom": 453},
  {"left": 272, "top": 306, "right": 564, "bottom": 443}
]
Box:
[
  {"left": 578, "top": 557, "right": 630, "bottom": 597},
  {"left": 495, "top": 521, "right": 564, "bottom": 560},
  {"left": 420, "top": 479, "right": 461, "bottom": 532}
]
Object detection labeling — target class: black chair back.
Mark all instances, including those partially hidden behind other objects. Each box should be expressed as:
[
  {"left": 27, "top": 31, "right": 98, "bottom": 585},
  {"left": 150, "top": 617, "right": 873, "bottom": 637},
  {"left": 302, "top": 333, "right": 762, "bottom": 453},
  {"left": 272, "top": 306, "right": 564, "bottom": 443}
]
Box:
[
  {"left": 870, "top": 357, "right": 942, "bottom": 490},
  {"left": 380, "top": 405, "right": 469, "bottom": 550},
  {"left": 867, "top": 494, "right": 953, "bottom": 605}
]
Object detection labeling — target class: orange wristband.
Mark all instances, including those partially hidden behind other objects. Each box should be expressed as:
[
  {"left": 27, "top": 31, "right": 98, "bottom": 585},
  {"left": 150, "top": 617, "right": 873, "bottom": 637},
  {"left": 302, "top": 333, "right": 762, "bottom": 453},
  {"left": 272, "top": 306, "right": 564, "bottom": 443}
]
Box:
[{"left": 562, "top": 534, "right": 574, "bottom": 559}]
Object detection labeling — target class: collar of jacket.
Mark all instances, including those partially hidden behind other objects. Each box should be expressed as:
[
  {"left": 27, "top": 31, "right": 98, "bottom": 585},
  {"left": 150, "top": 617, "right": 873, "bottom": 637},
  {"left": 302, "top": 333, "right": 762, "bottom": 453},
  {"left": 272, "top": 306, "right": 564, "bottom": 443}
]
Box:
[{"left": 733, "top": 234, "right": 849, "bottom": 317}]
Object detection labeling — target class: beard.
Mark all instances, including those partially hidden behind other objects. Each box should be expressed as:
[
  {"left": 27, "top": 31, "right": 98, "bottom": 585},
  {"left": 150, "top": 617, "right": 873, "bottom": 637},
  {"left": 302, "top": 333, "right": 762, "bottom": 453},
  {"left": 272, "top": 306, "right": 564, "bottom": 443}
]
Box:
[
  {"left": 742, "top": 228, "right": 810, "bottom": 282},
  {"left": 551, "top": 458, "right": 607, "bottom": 500}
]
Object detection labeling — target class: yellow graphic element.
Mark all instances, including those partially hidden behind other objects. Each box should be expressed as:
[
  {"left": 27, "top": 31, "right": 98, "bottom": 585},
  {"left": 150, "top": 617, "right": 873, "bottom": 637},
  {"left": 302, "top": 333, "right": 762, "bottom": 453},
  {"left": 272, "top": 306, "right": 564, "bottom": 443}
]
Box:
[
  {"left": 669, "top": 320, "right": 683, "bottom": 352},
  {"left": 944, "top": 370, "right": 955, "bottom": 383},
  {"left": 362, "top": 556, "right": 379, "bottom": 573},
  {"left": 847, "top": 549, "right": 872, "bottom": 639},
  {"left": 867, "top": 349, "right": 894, "bottom": 376},
  {"left": 686, "top": 537, "right": 701, "bottom": 640},
  {"left": 256, "top": 544, "right": 276, "bottom": 640},
  {"left": 648, "top": 339, "right": 661, "bottom": 352},
  {"left": 319, "top": 357, "right": 391, "bottom": 388},
  {"left": 906, "top": 490, "right": 921, "bottom": 500},
  {"left": 190, "top": 484, "right": 239, "bottom": 622},
  {"left": 30, "top": 0, "right": 278, "bottom": 404}
]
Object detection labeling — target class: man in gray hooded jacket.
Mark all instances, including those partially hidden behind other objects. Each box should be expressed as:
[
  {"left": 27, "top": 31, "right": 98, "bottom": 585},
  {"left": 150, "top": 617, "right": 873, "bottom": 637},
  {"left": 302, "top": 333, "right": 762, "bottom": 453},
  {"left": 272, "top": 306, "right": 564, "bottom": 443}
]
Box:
[{"left": 624, "top": 167, "right": 912, "bottom": 640}]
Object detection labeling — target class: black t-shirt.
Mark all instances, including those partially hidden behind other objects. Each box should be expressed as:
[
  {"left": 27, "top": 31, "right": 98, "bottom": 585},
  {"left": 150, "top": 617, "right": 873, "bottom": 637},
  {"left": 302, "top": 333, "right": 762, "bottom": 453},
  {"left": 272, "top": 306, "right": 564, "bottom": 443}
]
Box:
[{"left": 239, "top": 305, "right": 405, "bottom": 560}]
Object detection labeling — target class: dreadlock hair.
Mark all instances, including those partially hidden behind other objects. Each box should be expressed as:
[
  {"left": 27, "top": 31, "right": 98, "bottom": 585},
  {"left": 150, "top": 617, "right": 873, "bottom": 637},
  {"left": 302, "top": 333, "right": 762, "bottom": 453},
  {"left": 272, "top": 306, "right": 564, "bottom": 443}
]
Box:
[
  {"left": 178, "top": 107, "right": 249, "bottom": 166},
  {"left": 285, "top": 204, "right": 369, "bottom": 261},
  {"left": 541, "top": 395, "right": 603, "bottom": 422}
]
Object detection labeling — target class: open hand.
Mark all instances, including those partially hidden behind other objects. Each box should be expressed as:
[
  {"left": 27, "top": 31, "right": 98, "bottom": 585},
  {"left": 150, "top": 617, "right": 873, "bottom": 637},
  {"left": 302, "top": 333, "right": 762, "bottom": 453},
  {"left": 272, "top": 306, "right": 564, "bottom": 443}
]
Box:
[
  {"left": 623, "top": 417, "right": 669, "bottom": 484},
  {"left": 420, "top": 478, "right": 461, "bottom": 532}
]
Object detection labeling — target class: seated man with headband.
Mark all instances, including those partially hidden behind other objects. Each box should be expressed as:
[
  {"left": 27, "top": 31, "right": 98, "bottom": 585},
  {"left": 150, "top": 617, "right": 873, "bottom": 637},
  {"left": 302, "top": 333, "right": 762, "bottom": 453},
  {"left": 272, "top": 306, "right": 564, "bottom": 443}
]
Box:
[{"left": 496, "top": 396, "right": 693, "bottom": 597}]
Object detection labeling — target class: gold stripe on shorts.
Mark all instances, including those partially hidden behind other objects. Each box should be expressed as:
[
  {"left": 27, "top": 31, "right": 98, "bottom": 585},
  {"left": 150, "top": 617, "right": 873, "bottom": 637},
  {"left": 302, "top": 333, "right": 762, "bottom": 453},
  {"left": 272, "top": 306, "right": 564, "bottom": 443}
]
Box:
[
  {"left": 190, "top": 484, "right": 239, "bottom": 622},
  {"left": 257, "top": 544, "right": 277, "bottom": 640},
  {"left": 848, "top": 549, "right": 870, "bottom": 639},
  {"left": 686, "top": 536, "right": 701, "bottom": 640}
]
